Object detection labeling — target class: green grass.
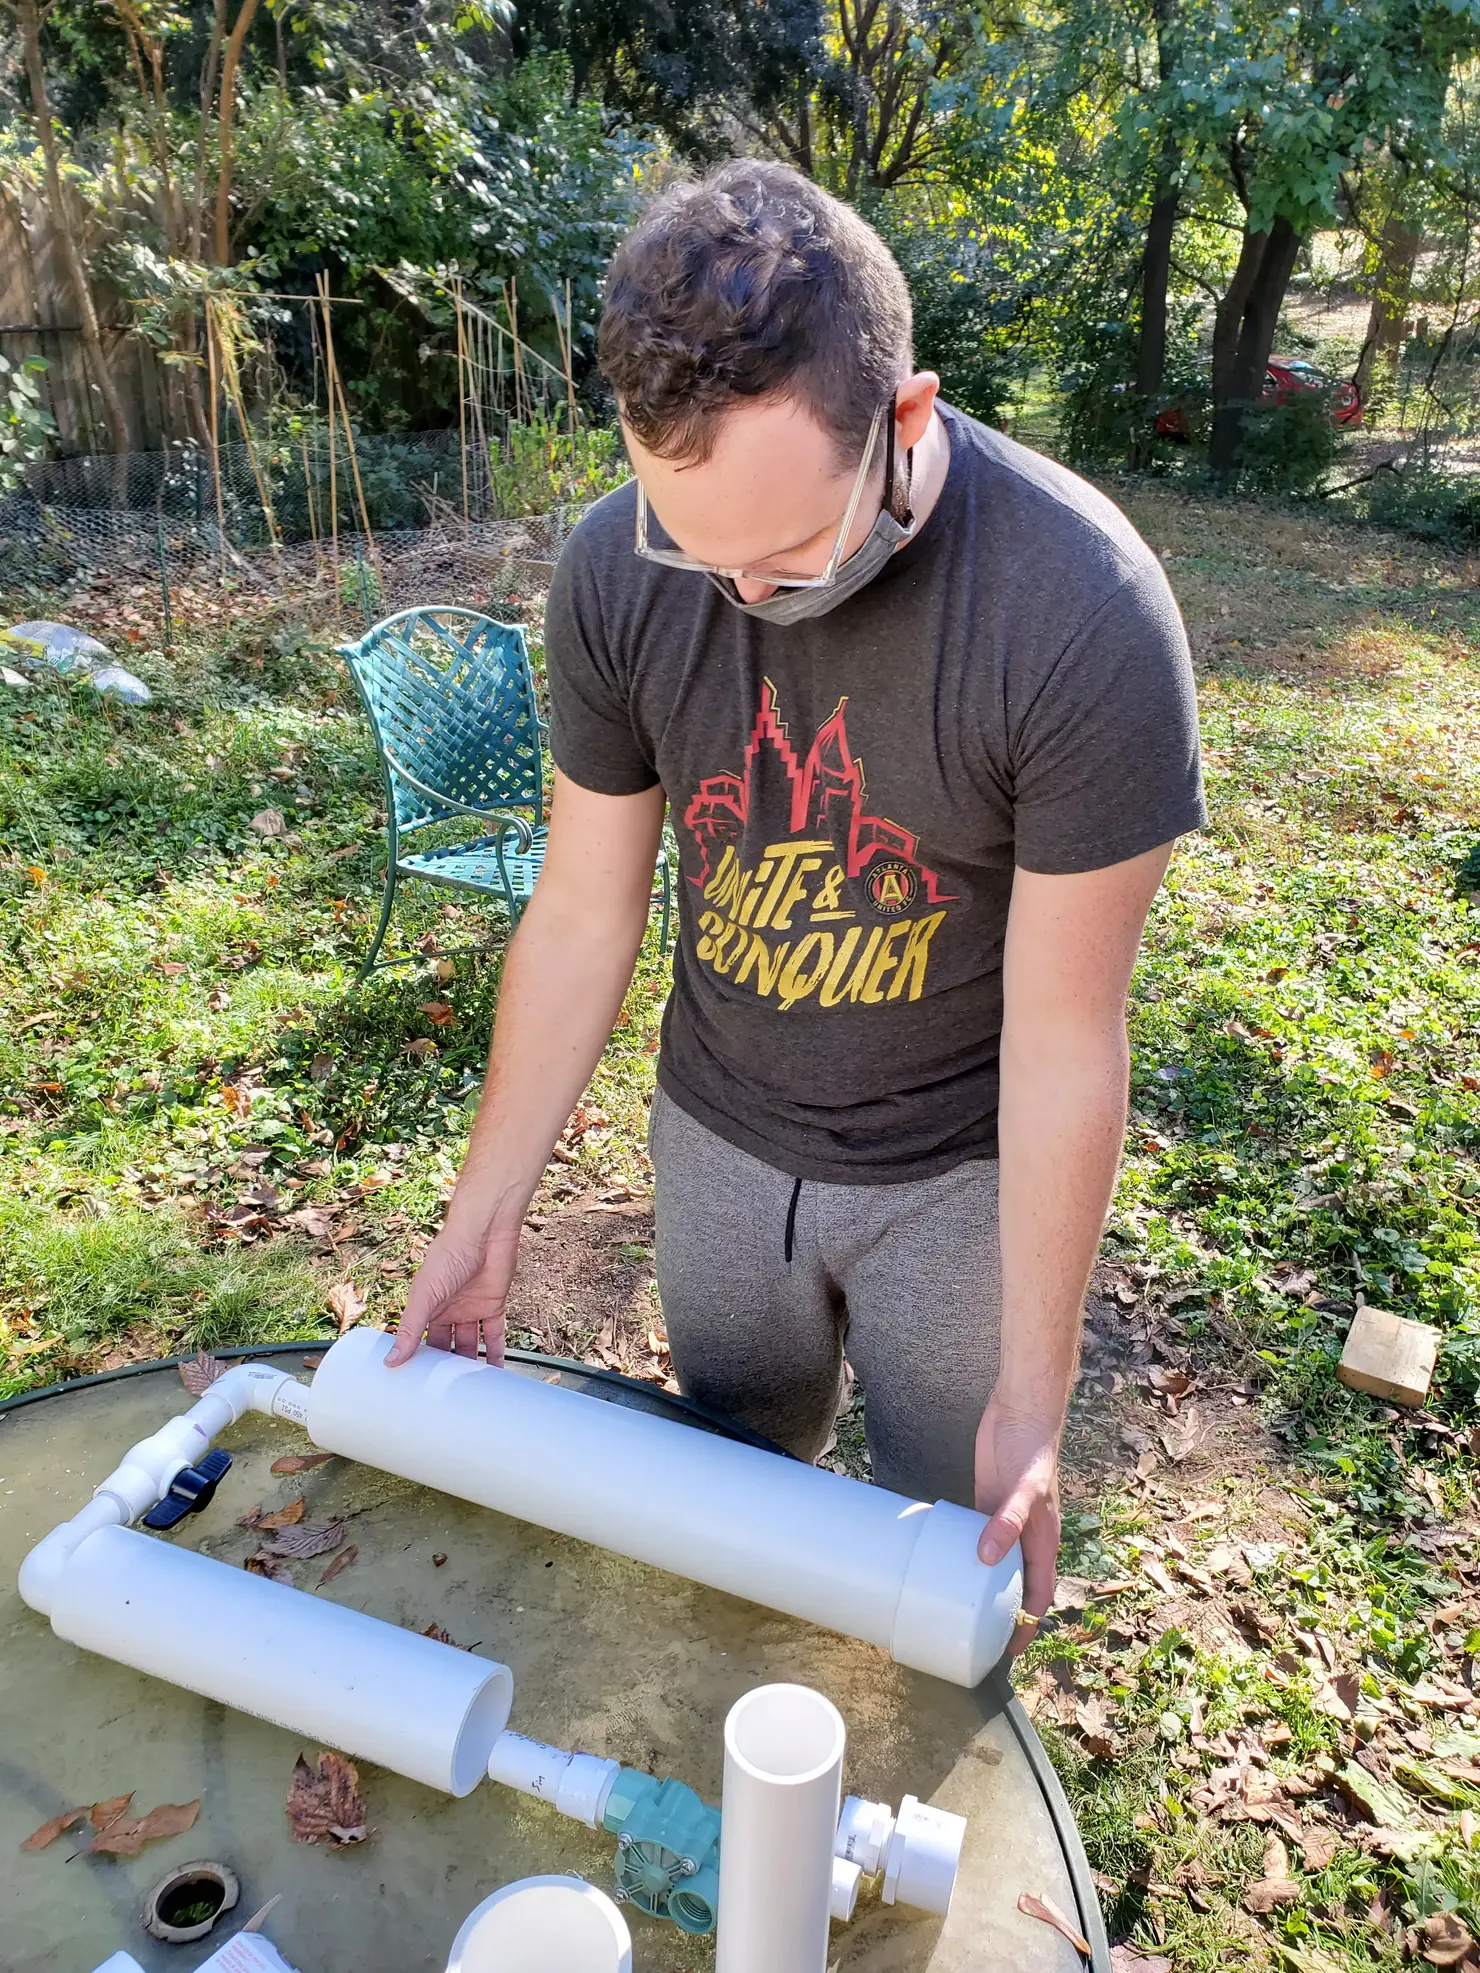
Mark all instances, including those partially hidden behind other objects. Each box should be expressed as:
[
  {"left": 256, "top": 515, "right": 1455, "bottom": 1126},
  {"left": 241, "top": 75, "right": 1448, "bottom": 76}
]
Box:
[{"left": 2, "top": 485, "right": 1479, "bottom": 1967}]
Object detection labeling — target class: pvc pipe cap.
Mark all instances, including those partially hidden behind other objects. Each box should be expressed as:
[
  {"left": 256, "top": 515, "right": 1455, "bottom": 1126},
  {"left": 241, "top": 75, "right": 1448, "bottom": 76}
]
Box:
[
  {"left": 881, "top": 1794, "right": 968, "bottom": 1918},
  {"left": 447, "top": 1876, "right": 633, "bottom": 1973}
]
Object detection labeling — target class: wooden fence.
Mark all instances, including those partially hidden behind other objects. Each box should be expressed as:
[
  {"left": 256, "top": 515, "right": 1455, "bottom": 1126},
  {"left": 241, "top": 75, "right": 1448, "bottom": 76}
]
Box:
[{"left": 0, "top": 190, "right": 178, "bottom": 456}]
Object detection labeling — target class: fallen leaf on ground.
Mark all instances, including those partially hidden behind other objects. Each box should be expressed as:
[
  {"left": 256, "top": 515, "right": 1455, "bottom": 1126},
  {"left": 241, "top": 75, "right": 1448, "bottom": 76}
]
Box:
[
  {"left": 1245, "top": 1833, "right": 1302, "bottom": 1912},
  {"left": 20, "top": 1807, "right": 86, "bottom": 1851},
  {"left": 90, "top": 1800, "right": 200, "bottom": 1856},
  {"left": 240, "top": 1495, "right": 306, "bottom": 1532},
  {"left": 432, "top": 1552, "right": 448, "bottom": 1567},
  {"left": 1018, "top": 1891, "right": 1090, "bottom": 1957},
  {"left": 405, "top": 1036, "right": 439, "bottom": 1063},
  {"left": 1413, "top": 1913, "right": 1477, "bottom": 1967},
  {"left": 1075, "top": 1694, "right": 1120, "bottom": 1758},
  {"left": 263, "top": 1520, "right": 346, "bottom": 1560},
  {"left": 318, "top": 1544, "right": 357, "bottom": 1587},
  {"left": 1298, "top": 1829, "right": 1340, "bottom": 1872},
  {"left": 1109, "top": 1952, "right": 1172, "bottom": 1973},
  {"left": 178, "top": 1350, "right": 224, "bottom": 1394},
  {"left": 418, "top": 999, "right": 455, "bottom": 1027},
  {"left": 329, "top": 1279, "right": 367, "bottom": 1334},
  {"left": 285, "top": 1751, "right": 369, "bottom": 1845},
  {"left": 309, "top": 1053, "right": 334, "bottom": 1082},
  {"left": 302, "top": 1354, "right": 324, "bottom": 1370},
  {"left": 1313, "top": 1671, "right": 1361, "bottom": 1722},
  {"left": 249, "top": 808, "right": 286, "bottom": 838},
  {"left": 1142, "top": 1557, "right": 1176, "bottom": 1596},
  {"left": 271, "top": 1453, "right": 335, "bottom": 1475}
]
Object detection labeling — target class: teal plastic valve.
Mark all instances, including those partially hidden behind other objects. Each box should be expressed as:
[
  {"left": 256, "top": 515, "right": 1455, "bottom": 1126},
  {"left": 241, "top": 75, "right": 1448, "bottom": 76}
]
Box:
[{"left": 602, "top": 1768, "right": 723, "bottom": 1935}]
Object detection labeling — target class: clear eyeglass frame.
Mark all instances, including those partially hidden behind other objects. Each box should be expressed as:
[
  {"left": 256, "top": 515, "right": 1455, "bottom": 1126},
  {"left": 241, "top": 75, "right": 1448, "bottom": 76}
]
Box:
[{"left": 633, "top": 400, "right": 891, "bottom": 588}]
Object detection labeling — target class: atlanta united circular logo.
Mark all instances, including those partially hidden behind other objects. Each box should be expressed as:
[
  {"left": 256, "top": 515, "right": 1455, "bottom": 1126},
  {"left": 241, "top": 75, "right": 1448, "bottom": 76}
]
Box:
[{"left": 864, "top": 859, "right": 920, "bottom": 915}]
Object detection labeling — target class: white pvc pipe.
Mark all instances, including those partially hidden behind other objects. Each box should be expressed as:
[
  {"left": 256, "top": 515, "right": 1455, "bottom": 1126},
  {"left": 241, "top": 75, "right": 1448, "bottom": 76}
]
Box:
[
  {"left": 308, "top": 1329, "right": 1022, "bottom": 1686},
  {"left": 715, "top": 1684, "right": 846, "bottom": 1973},
  {"left": 19, "top": 1362, "right": 308, "bottom": 1618},
  {"left": 486, "top": 1731, "right": 619, "bottom": 1828},
  {"left": 49, "top": 1525, "right": 513, "bottom": 1795},
  {"left": 446, "top": 1877, "right": 632, "bottom": 1973}
]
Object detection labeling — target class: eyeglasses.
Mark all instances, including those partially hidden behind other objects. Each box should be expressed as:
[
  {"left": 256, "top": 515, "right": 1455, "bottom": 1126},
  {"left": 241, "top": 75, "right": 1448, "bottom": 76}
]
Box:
[{"left": 634, "top": 398, "right": 897, "bottom": 588}]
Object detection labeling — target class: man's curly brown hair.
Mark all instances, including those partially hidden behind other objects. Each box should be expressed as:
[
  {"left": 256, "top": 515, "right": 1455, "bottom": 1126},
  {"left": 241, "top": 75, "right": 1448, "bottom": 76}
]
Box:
[{"left": 598, "top": 159, "right": 913, "bottom": 470}]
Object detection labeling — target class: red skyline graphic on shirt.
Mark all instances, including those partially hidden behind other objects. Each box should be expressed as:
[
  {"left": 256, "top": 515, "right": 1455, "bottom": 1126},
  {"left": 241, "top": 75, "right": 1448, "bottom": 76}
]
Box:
[{"left": 681, "top": 680, "right": 956, "bottom": 903}]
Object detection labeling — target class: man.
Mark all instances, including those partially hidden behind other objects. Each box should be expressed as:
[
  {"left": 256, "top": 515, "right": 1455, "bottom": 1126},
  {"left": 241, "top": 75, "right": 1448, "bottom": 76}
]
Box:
[{"left": 388, "top": 160, "right": 1205, "bottom": 1640}]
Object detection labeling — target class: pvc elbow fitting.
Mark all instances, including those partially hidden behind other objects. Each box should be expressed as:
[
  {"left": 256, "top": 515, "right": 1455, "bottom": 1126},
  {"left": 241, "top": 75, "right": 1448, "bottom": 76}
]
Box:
[
  {"left": 830, "top": 1856, "right": 863, "bottom": 1922},
  {"left": 17, "top": 1495, "right": 123, "bottom": 1617}
]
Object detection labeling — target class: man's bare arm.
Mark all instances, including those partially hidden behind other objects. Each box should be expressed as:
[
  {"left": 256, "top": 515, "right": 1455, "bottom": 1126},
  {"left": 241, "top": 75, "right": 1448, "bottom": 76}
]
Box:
[
  {"left": 976, "top": 842, "right": 1175, "bottom": 1632},
  {"left": 386, "top": 769, "right": 667, "bottom": 1365}
]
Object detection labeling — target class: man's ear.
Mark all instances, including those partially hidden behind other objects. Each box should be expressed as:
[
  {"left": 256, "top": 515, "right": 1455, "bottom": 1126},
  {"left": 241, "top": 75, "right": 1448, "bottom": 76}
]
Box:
[{"left": 895, "top": 372, "right": 941, "bottom": 451}]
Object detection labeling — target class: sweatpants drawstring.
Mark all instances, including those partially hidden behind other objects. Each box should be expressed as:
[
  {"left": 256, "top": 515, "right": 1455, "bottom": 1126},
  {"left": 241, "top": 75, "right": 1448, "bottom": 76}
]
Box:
[{"left": 783, "top": 1175, "right": 803, "bottom": 1265}]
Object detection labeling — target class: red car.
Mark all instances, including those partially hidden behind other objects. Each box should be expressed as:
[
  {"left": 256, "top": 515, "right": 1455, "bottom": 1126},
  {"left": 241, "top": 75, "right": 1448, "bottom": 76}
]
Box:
[{"left": 1155, "top": 359, "right": 1362, "bottom": 437}]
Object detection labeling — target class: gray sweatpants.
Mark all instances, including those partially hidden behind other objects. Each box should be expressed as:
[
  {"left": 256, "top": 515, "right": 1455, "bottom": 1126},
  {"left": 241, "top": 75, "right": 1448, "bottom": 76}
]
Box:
[{"left": 649, "top": 1086, "right": 1002, "bottom": 1508}]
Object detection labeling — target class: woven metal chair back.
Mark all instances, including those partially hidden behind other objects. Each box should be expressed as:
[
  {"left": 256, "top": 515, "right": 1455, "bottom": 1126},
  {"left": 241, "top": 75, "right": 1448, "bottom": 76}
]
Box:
[{"left": 343, "top": 607, "right": 542, "bottom": 831}]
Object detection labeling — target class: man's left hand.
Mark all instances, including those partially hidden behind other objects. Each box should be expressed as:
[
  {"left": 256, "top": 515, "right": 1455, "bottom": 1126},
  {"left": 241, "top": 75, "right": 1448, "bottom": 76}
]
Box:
[{"left": 974, "top": 1392, "right": 1063, "bottom": 1655}]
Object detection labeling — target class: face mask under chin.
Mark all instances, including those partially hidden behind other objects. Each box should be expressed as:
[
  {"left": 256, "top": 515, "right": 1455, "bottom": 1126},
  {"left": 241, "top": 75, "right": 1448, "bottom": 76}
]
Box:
[{"left": 705, "top": 505, "right": 915, "bottom": 624}]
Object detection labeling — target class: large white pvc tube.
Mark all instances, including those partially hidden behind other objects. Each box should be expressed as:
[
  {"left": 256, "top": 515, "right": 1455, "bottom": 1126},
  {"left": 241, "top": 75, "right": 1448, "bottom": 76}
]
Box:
[
  {"left": 49, "top": 1525, "right": 513, "bottom": 1795},
  {"left": 446, "top": 1878, "right": 632, "bottom": 1973},
  {"left": 716, "top": 1685, "right": 846, "bottom": 1973},
  {"left": 308, "top": 1329, "right": 1022, "bottom": 1686}
]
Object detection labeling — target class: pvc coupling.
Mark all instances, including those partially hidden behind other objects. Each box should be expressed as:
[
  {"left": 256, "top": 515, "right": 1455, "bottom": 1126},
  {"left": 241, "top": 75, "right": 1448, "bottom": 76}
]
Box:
[
  {"left": 836, "top": 1791, "right": 967, "bottom": 1919},
  {"left": 488, "top": 1732, "right": 619, "bottom": 1828}
]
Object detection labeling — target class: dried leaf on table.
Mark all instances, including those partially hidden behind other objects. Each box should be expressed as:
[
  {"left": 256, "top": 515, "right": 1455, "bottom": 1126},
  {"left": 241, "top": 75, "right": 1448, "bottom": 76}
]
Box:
[
  {"left": 20, "top": 1807, "right": 86, "bottom": 1852},
  {"left": 240, "top": 1495, "right": 306, "bottom": 1532},
  {"left": 263, "top": 1519, "right": 346, "bottom": 1560},
  {"left": 271, "top": 1453, "right": 335, "bottom": 1475},
  {"left": 89, "top": 1792, "right": 135, "bottom": 1832},
  {"left": 1018, "top": 1891, "right": 1091, "bottom": 1958},
  {"left": 318, "top": 1544, "right": 357, "bottom": 1587},
  {"left": 286, "top": 1750, "right": 369, "bottom": 1846},
  {"left": 178, "top": 1350, "right": 225, "bottom": 1394},
  {"left": 90, "top": 1799, "right": 200, "bottom": 1856},
  {"left": 329, "top": 1279, "right": 367, "bottom": 1334},
  {"left": 244, "top": 1553, "right": 294, "bottom": 1583}
]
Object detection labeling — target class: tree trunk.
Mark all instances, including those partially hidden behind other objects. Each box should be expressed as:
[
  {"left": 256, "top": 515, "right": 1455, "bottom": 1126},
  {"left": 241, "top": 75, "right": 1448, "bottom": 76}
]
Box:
[
  {"left": 1209, "top": 214, "right": 1302, "bottom": 474},
  {"left": 1135, "top": 184, "right": 1179, "bottom": 401},
  {"left": 1354, "top": 205, "right": 1421, "bottom": 401},
  {"left": 214, "top": 0, "right": 261, "bottom": 265},
  {"left": 1211, "top": 227, "right": 1266, "bottom": 407},
  {"left": 16, "top": 0, "right": 132, "bottom": 469}
]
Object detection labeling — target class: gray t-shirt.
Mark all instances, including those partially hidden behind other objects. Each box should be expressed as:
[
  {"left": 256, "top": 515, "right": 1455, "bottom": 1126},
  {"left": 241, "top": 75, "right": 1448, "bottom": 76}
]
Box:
[{"left": 546, "top": 403, "right": 1205, "bottom": 1183}]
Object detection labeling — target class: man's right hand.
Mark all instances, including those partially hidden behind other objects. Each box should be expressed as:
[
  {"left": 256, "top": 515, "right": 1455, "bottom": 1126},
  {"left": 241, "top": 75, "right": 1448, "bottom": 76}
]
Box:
[{"left": 384, "top": 1224, "right": 522, "bottom": 1367}]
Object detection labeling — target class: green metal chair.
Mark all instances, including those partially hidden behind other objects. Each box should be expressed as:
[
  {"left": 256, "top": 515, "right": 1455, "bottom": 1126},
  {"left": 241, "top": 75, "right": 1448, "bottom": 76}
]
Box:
[{"left": 339, "top": 605, "right": 672, "bottom": 981}]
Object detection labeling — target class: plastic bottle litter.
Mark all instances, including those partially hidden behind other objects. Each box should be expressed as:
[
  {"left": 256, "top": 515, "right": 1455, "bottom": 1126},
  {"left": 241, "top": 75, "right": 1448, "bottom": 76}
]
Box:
[
  {"left": 88, "top": 664, "right": 152, "bottom": 704},
  {"left": 3, "top": 620, "right": 108, "bottom": 674}
]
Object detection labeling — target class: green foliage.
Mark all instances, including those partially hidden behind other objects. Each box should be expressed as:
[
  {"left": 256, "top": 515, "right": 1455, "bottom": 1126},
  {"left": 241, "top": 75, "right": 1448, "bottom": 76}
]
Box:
[
  {"left": 487, "top": 418, "right": 630, "bottom": 517},
  {"left": 0, "top": 352, "right": 56, "bottom": 493},
  {"left": 1363, "top": 467, "right": 1480, "bottom": 547},
  {"left": 877, "top": 216, "right": 1023, "bottom": 426},
  {"left": 1233, "top": 392, "right": 1345, "bottom": 496}
]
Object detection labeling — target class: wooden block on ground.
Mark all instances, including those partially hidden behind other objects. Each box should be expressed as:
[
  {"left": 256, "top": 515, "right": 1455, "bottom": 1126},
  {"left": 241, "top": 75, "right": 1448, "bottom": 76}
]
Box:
[{"left": 1336, "top": 1304, "right": 1439, "bottom": 1408}]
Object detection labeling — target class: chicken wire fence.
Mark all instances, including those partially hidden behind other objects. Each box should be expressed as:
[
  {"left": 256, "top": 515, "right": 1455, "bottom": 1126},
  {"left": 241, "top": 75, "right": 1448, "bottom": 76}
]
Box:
[{"left": 0, "top": 429, "right": 595, "bottom": 626}]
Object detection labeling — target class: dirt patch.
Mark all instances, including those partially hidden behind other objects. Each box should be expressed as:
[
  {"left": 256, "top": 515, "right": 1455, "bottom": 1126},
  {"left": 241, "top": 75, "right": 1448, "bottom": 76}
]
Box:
[{"left": 506, "top": 1191, "right": 669, "bottom": 1384}]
